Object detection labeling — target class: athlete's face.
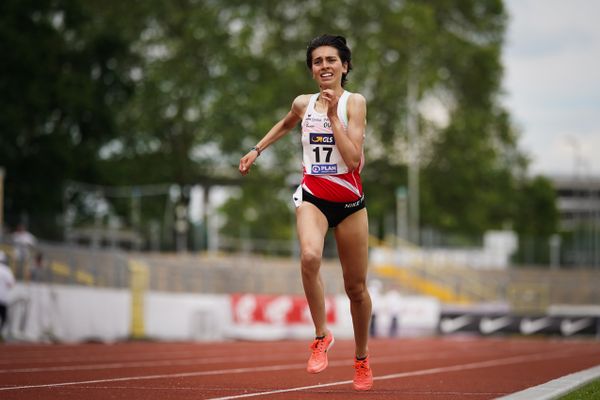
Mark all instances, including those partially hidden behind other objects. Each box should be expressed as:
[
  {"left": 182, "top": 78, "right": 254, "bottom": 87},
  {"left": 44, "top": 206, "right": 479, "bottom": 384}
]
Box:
[{"left": 311, "top": 46, "right": 348, "bottom": 88}]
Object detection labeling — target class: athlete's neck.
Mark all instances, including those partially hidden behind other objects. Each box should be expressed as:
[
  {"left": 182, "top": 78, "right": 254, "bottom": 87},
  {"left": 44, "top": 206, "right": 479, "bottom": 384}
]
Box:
[
  {"left": 316, "top": 88, "right": 344, "bottom": 109},
  {"left": 319, "top": 87, "right": 345, "bottom": 98}
]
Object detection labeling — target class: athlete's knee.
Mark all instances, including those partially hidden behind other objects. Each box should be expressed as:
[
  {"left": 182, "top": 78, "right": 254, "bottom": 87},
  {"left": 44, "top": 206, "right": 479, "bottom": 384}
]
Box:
[
  {"left": 345, "top": 281, "right": 368, "bottom": 303},
  {"left": 300, "top": 248, "right": 322, "bottom": 276}
]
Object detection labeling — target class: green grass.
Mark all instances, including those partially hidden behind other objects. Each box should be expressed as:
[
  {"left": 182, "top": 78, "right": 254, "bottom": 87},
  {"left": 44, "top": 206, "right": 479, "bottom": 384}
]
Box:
[{"left": 558, "top": 378, "right": 600, "bottom": 399}]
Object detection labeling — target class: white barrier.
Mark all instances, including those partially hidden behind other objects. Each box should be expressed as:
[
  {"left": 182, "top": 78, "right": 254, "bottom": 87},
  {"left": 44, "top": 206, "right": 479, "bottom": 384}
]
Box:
[
  {"left": 145, "top": 292, "right": 229, "bottom": 341},
  {"left": 6, "top": 283, "right": 130, "bottom": 343},
  {"left": 4, "top": 283, "right": 440, "bottom": 343},
  {"left": 371, "top": 293, "right": 441, "bottom": 337}
]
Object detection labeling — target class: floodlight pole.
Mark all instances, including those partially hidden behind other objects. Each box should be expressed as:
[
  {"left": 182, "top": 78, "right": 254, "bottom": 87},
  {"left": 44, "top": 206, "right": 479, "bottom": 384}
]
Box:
[
  {"left": 407, "top": 76, "right": 420, "bottom": 245},
  {"left": 395, "top": 186, "right": 408, "bottom": 246},
  {"left": 549, "top": 233, "right": 561, "bottom": 270}
]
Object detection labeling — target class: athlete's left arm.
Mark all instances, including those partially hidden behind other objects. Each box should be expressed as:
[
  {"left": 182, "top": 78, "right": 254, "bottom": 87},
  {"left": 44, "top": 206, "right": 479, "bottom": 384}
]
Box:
[{"left": 328, "top": 93, "right": 366, "bottom": 171}]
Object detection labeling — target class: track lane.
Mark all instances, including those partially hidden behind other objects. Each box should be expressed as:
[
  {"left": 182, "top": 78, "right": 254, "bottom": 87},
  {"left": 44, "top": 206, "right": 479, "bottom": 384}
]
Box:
[{"left": 0, "top": 337, "right": 598, "bottom": 400}]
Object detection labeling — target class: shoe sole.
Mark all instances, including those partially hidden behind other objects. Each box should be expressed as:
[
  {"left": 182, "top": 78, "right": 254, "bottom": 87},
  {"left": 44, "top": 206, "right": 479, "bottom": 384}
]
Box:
[
  {"left": 307, "top": 335, "right": 335, "bottom": 374},
  {"left": 353, "top": 383, "right": 373, "bottom": 391},
  {"left": 353, "top": 373, "right": 373, "bottom": 391}
]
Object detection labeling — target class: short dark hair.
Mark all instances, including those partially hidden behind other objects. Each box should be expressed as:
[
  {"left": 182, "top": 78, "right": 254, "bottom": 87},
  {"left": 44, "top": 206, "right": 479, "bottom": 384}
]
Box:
[{"left": 306, "top": 34, "right": 353, "bottom": 87}]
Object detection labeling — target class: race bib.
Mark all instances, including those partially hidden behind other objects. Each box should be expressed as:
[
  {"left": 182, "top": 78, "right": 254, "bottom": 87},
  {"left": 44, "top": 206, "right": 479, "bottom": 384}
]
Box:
[{"left": 304, "top": 132, "right": 346, "bottom": 175}]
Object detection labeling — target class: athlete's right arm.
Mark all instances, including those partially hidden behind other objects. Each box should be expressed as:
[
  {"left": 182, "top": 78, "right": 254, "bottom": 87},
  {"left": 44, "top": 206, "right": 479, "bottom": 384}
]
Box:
[{"left": 239, "top": 95, "right": 308, "bottom": 176}]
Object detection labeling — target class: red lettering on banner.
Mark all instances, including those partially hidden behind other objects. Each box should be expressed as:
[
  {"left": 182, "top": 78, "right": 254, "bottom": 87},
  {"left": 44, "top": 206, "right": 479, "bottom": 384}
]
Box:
[{"left": 231, "top": 294, "right": 336, "bottom": 325}]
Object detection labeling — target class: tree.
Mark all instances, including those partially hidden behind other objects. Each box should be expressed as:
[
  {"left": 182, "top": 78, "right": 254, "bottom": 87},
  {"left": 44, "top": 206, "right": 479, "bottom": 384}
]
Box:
[
  {"left": 511, "top": 176, "right": 559, "bottom": 265},
  {"left": 0, "top": 0, "right": 138, "bottom": 236},
  {"left": 2, "top": 0, "right": 550, "bottom": 254}
]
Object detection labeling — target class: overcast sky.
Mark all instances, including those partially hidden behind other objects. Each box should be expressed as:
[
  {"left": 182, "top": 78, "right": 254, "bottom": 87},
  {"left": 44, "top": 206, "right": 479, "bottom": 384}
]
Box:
[{"left": 503, "top": 0, "right": 600, "bottom": 178}]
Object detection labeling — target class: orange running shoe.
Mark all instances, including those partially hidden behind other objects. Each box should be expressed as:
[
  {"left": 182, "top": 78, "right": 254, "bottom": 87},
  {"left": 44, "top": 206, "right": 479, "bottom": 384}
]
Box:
[
  {"left": 353, "top": 356, "right": 373, "bottom": 391},
  {"left": 306, "top": 330, "right": 335, "bottom": 373}
]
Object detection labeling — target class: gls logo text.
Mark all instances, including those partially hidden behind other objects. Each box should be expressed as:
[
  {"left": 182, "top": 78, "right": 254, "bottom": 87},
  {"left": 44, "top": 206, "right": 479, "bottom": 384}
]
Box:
[{"left": 310, "top": 133, "right": 335, "bottom": 145}]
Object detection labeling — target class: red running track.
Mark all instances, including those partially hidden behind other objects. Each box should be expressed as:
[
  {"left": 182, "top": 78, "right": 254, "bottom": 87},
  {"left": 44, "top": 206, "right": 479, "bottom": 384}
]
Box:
[{"left": 1, "top": 336, "right": 600, "bottom": 399}]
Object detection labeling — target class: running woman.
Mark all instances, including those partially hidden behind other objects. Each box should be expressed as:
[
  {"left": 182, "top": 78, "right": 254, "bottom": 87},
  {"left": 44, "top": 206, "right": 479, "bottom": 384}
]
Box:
[{"left": 239, "top": 34, "right": 373, "bottom": 391}]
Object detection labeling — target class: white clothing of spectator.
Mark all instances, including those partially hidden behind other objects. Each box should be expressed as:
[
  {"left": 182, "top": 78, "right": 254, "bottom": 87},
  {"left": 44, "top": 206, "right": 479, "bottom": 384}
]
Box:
[
  {"left": 12, "top": 224, "right": 37, "bottom": 279},
  {"left": 0, "top": 250, "right": 16, "bottom": 335}
]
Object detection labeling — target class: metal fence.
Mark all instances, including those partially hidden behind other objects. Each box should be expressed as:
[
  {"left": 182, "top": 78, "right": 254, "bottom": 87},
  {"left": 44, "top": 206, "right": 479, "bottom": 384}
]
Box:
[
  {"left": 3, "top": 242, "right": 600, "bottom": 310},
  {"left": 1, "top": 242, "right": 345, "bottom": 296}
]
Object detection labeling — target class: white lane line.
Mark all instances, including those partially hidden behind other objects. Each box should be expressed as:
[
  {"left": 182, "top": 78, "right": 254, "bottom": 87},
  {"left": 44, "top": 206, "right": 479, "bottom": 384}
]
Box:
[
  {"left": 0, "top": 362, "right": 308, "bottom": 391},
  {"left": 0, "top": 351, "right": 217, "bottom": 366},
  {"left": 0, "top": 346, "right": 501, "bottom": 374},
  {"left": 0, "top": 353, "right": 305, "bottom": 374},
  {"left": 0, "top": 352, "right": 459, "bottom": 389},
  {"left": 497, "top": 364, "right": 600, "bottom": 400},
  {"left": 204, "top": 350, "right": 587, "bottom": 400},
  {"left": 0, "top": 337, "right": 504, "bottom": 366},
  {"left": 0, "top": 348, "right": 293, "bottom": 366},
  {"left": 0, "top": 352, "right": 571, "bottom": 392},
  {"left": 0, "top": 349, "right": 581, "bottom": 393}
]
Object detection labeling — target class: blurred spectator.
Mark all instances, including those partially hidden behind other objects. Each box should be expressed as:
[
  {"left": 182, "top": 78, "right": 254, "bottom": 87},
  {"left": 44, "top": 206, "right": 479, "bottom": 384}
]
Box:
[
  {"left": 0, "top": 250, "right": 16, "bottom": 339},
  {"left": 368, "top": 279, "right": 383, "bottom": 337},
  {"left": 12, "top": 224, "right": 37, "bottom": 280},
  {"left": 30, "top": 251, "right": 46, "bottom": 282}
]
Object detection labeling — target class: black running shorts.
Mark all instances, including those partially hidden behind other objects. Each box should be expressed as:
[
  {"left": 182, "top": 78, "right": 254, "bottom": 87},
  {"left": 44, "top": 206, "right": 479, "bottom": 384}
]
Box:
[{"left": 302, "top": 189, "right": 366, "bottom": 228}]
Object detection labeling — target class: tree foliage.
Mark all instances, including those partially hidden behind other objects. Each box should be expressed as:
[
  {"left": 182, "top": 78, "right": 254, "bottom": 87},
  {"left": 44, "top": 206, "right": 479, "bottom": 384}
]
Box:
[
  {"left": 1, "top": 0, "right": 558, "bottom": 251},
  {"left": 0, "top": 0, "right": 137, "bottom": 236}
]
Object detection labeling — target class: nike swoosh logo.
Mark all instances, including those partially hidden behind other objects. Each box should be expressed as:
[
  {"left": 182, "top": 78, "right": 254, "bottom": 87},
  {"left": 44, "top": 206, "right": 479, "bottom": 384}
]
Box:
[
  {"left": 480, "top": 316, "right": 513, "bottom": 334},
  {"left": 440, "top": 316, "right": 473, "bottom": 333},
  {"left": 520, "top": 317, "right": 552, "bottom": 335},
  {"left": 560, "top": 318, "right": 592, "bottom": 336}
]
